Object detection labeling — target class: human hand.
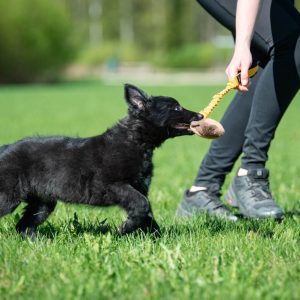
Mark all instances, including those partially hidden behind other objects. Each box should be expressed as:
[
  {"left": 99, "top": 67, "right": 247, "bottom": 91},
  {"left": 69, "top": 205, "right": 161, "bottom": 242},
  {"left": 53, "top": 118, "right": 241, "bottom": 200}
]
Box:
[{"left": 225, "top": 45, "right": 252, "bottom": 92}]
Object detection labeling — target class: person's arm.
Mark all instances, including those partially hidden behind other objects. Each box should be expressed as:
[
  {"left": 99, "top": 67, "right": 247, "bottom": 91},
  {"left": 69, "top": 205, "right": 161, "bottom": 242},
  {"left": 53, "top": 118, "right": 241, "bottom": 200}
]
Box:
[{"left": 226, "top": 0, "right": 261, "bottom": 91}]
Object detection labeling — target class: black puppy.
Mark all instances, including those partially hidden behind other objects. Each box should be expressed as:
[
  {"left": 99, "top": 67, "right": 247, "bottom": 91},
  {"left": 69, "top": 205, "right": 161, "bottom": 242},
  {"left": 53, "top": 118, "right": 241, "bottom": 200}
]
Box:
[{"left": 0, "top": 84, "right": 202, "bottom": 238}]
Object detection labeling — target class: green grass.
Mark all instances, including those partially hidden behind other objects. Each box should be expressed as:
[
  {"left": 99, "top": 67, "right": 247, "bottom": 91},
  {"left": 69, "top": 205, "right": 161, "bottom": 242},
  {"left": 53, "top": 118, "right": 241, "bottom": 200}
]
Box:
[{"left": 0, "top": 82, "right": 300, "bottom": 300}]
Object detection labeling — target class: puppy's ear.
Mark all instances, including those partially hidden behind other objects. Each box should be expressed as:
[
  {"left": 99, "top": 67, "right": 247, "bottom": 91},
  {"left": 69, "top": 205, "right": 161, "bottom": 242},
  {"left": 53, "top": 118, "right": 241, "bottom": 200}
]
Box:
[{"left": 124, "top": 84, "right": 149, "bottom": 110}]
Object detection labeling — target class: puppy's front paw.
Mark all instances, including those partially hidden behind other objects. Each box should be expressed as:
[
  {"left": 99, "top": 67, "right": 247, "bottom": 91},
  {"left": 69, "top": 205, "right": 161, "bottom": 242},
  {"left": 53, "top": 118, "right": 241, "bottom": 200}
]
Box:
[
  {"left": 118, "top": 218, "right": 137, "bottom": 235},
  {"left": 16, "top": 226, "right": 37, "bottom": 240},
  {"left": 142, "top": 217, "right": 161, "bottom": 237},
  {"left": 118, "top": 216, "right": 161, "bottom": 237}
]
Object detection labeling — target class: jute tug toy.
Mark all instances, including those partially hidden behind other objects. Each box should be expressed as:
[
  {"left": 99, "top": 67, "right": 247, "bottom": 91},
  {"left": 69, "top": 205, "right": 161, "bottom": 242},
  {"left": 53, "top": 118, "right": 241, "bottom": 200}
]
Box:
[{"left": 191, "top": 65, "right": 259, "bottom": 139}]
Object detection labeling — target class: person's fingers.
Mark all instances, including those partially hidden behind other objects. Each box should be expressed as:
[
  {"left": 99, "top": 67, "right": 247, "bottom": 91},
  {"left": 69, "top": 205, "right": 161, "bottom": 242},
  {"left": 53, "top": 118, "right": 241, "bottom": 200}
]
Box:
[
  {"left": 225, "top": 64, "right": 240, "bottom": 81},
  {"left": 237, "top": 58, "right": 252, "bottom": 91},
  {"left": 237, "top": 84, "right": 249, "bottom": 92},
  {"left": 225, "top": 66, "right": 230, "bottom": 79},
  {"left": 240, "top": 65, "right": 249, "bottom": 86},
  {"left": 225, "top": 49, "right": 252, "bottom": 92}
]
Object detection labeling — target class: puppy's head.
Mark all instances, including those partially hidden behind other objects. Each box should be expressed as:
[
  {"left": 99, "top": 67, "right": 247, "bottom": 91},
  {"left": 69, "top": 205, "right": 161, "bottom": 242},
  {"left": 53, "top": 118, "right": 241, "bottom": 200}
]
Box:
[{"left": 124, "top": 84, "right": 203, "bottom": 137}]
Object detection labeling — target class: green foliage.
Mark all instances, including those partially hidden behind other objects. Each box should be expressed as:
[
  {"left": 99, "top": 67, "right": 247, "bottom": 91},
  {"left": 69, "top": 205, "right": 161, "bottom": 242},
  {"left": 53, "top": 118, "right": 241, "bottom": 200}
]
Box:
[
  {"left": 0, "top": 0, "right": 78, "bottom": 83},
  {"left": 68, "top": 0, "right": 227, "bottom": 69},
  {"left": 78, "top": 41, "right": 233, "bottom": 70},
  {"left": 153, "top": 43, "right": 232, "bottom": 69},
  {"left": 0, "top": 83, "right": 300, "bottom": 299},
  {"left": 78, "top": 42, "right": 142, "bottom": 66},
  {"left": 164, "top": 0, "right": 186, "bottom": 50}
]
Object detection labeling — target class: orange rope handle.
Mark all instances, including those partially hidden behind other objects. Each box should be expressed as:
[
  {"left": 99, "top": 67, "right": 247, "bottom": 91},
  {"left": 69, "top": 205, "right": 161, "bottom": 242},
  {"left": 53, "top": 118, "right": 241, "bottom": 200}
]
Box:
[{"left": 200, "top": 66, "right": 259, "bottom": 118}]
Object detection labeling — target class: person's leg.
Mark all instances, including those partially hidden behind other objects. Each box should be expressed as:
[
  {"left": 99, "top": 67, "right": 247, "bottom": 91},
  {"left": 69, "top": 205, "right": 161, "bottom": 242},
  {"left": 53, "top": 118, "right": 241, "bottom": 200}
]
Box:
[
  {"left": 194, "top": 70, "right": 261, "bottom": 188},
  {"left": 177, "top": 0, "right": 261, "bottom": 219},
  {"left": 194, "top": 0, "right": 300, "bottom": 183},
  {"left": 226, "top": 0, "right": 300, "bottom": 217},
  {"left": 177, "top": 0, "right": 300, "bottom": 219},
  {"left": 241, "top": 35, "right": 300, "bottom": 168},
  {"left": 191, "top": 0, "right": 268, "bottom": 190},
  {"left": 176, "top": 64, "right": 261, "bottom": 221},
  {"left": 225, "top": 33, "right": 300, "bottom": 219}
]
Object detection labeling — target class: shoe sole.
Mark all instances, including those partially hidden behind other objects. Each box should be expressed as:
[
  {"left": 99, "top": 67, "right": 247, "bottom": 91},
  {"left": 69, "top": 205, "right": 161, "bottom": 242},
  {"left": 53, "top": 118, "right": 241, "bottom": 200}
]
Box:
[
  {"left": 176, "top": 206, "right": 193, "bottom": 218},
  {"left": 176, "top": 205, "right": 238, "bottom": 221},
  {"left": 225, "top": 184, "right": 284, "bottom": 220}
]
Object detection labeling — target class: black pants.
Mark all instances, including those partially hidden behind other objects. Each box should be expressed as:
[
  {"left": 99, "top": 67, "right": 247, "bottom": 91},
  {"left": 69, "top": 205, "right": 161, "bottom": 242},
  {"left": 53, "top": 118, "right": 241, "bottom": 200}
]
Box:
[{"left": 194, "top": 0, "right": 300, "bottom": 187}]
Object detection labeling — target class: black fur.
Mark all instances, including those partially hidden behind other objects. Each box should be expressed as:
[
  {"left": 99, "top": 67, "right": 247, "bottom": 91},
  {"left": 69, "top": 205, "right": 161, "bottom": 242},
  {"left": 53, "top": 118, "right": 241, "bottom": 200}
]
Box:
[{"left": 0, "top": 84, "right": 202, "bottom": 238}]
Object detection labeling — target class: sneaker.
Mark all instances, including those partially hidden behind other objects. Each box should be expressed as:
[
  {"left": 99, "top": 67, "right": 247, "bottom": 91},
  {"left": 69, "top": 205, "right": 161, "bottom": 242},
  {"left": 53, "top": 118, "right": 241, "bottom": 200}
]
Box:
[
  {"left": 225, "top": 168, "right": 284, "bottom": 219},
  {"left": 176, "top": 184, "right": 238, "bottom": 221}
]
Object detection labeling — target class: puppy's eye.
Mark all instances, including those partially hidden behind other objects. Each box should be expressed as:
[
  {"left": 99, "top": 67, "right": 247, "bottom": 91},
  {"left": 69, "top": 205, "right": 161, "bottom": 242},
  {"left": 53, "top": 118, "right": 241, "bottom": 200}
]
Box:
[{"left": 174, "top": 106, "right": 183, "bottom": 111}]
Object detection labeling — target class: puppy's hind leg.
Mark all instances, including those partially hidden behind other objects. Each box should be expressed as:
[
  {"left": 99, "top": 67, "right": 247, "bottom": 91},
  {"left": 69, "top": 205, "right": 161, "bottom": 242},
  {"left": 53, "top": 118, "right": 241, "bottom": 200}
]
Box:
[
  {"left": 16, "top": 198, "right": 57, "bottom": 239},
  {"left": 109, "top": 184, "right": 161, "bottom": 236}
]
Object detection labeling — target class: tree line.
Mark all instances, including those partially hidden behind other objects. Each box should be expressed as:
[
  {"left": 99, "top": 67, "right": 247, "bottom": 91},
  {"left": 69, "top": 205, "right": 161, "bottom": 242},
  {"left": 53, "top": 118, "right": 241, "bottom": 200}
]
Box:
[{"left": 65, "top": 0, "right": 225, "bottom": 52}]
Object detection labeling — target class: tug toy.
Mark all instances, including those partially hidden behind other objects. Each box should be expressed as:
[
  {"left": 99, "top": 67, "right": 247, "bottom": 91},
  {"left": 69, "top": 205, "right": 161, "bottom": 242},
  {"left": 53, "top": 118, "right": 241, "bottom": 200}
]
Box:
[{"left": 191, "top": 65, "right": 258, "bottom": 139}]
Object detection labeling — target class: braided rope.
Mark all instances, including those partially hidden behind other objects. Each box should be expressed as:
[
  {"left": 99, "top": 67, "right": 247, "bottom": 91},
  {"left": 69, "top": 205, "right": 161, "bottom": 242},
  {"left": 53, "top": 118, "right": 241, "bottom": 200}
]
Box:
[{"left": 199, "top": 66, "right": 258, "bottom": 118}]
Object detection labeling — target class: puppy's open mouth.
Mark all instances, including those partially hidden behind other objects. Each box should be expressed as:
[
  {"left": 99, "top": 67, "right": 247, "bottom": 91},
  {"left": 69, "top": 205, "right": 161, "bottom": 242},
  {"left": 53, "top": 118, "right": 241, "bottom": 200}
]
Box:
[{"left": 172, "top": 123, "right": 191, "bottom": 130}]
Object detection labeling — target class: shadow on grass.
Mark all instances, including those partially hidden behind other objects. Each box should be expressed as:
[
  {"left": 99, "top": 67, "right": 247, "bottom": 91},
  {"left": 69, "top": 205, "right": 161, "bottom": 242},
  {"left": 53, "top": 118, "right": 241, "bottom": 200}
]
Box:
[
  {"left": 37, "top": 213, "right": 115, "bottom": 239},
  {"left": 37, "top": 213, "right": 160, "bottom": 241},
  {"left": 23, "top": 209, "right": 300, "bottom": 241}
]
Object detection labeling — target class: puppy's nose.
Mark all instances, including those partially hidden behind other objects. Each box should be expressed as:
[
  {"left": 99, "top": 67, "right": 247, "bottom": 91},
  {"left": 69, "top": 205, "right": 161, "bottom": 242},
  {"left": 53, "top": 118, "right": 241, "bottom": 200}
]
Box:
[
  {"left": 197, "top": 113, "right": 204, "bottom": 120},
  {"left": 192, "top": 113, "right": 203, "bottom": 121}
]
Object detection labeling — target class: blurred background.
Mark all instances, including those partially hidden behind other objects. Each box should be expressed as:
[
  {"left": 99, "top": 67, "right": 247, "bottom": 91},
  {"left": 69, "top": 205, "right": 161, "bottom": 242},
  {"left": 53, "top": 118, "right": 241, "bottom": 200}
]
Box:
[{"left": 0, "top": 0, "right": 299, "bottom": 85}]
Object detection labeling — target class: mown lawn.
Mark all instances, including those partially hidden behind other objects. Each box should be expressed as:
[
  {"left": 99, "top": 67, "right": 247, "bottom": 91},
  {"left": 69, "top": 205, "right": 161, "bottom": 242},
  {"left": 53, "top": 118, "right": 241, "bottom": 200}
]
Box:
[{"left": 0, "top": 81, "right": 299, "bottom": 300}]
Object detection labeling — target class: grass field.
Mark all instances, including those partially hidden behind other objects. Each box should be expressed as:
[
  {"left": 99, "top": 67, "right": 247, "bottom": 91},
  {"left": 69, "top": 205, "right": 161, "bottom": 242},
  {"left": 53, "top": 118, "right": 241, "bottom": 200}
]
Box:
[{"left": 0, "top": 81, "right": 300, "bottom": 300}]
